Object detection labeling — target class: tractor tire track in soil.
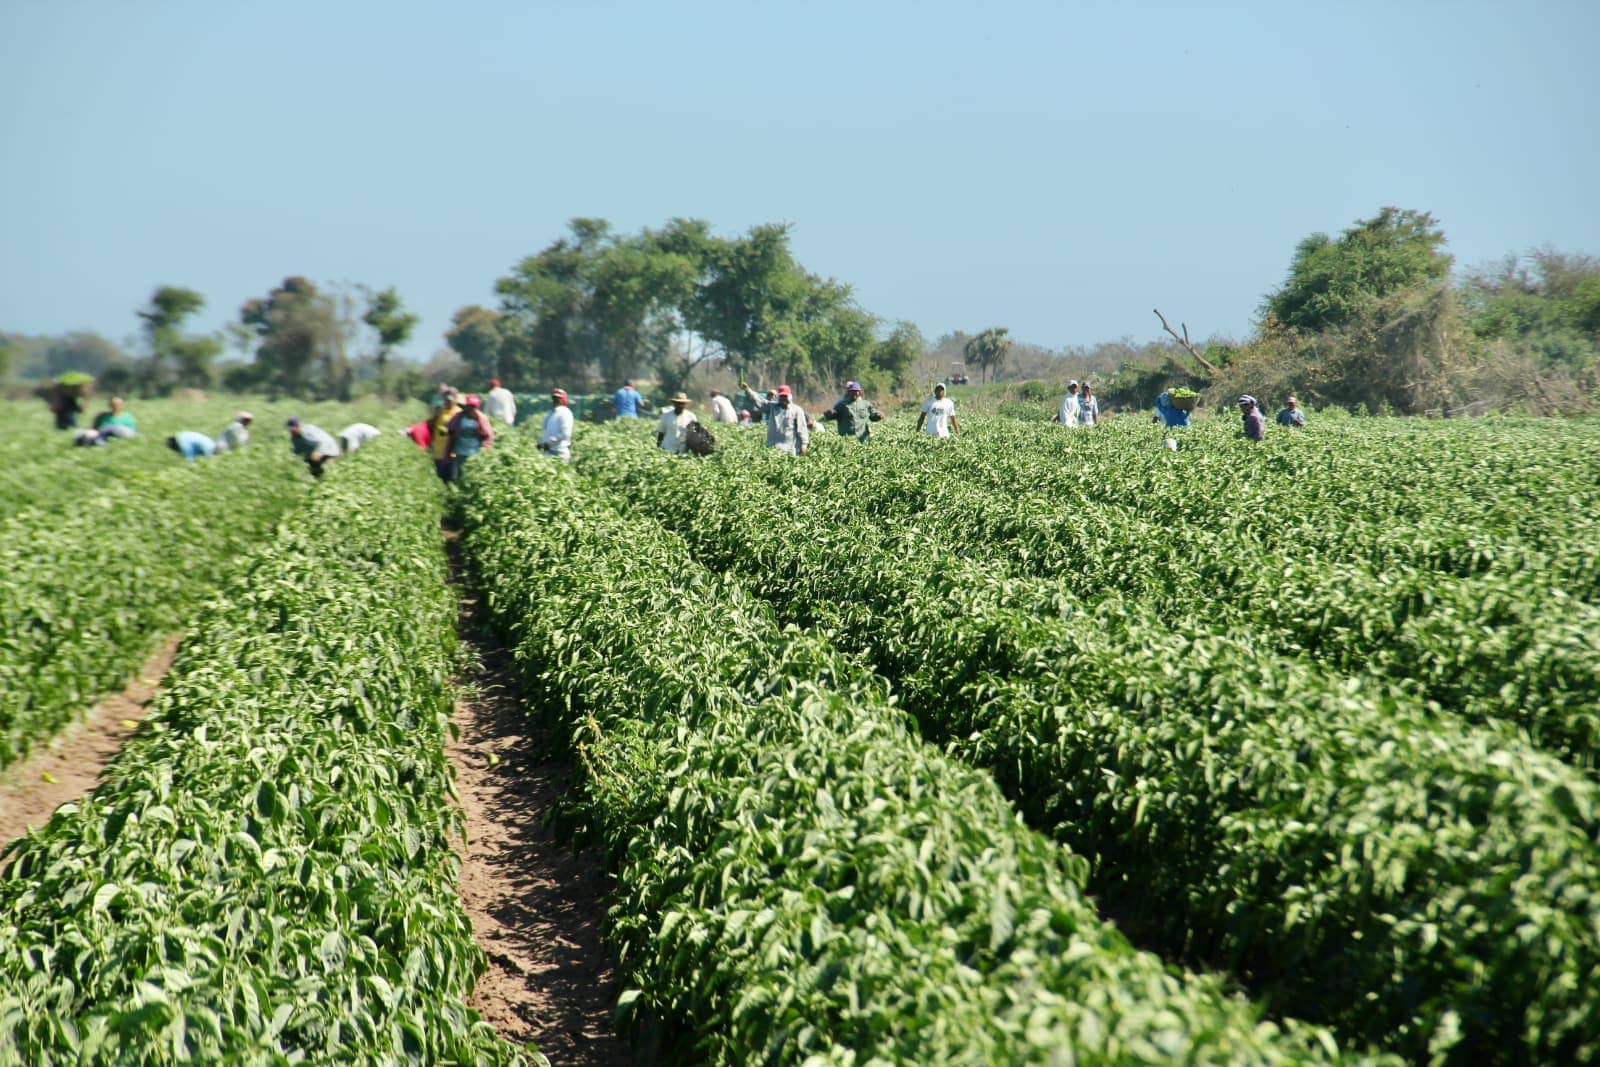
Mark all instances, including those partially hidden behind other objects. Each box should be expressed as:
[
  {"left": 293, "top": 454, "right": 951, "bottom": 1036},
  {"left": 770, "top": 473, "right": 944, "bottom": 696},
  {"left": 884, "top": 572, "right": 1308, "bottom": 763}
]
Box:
[
  {"left": 0, "top": 635, "right": 182, "bottom": 862},
  {"left": 446, "top": 531, "right": 631, "bottom": 1066}
]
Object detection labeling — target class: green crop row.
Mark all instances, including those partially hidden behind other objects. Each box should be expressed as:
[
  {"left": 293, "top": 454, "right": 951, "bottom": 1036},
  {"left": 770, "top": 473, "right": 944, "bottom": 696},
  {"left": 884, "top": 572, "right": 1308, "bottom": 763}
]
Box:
[
  {"left": 569, "top": 418, "right": 1600, "bottom": 1065},
  {"left": 0, "top": 446, "right": 309, "bottom": 770},
  {"left": 0, "top": 440, "right": 526, "bottom": 1065},
  {"left": 456, "top": 442, "right": 1391, "bottom": 1067},
  {"left": 582, "top": 416, "right": 1600, "bottom": 765}
]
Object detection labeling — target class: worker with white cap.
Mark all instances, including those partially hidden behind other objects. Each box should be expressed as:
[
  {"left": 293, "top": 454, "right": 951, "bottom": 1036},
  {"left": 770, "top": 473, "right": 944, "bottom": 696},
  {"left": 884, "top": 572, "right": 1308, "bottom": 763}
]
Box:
[
  {"left": 1053, "top": 380, "right": 1083, "bottom": 427},
  {"left": 217, "top": 411, "right": 254, "bottom": 452},
  {"left": 1238, "top": 395, "right": 1266, "bottom": 441}
]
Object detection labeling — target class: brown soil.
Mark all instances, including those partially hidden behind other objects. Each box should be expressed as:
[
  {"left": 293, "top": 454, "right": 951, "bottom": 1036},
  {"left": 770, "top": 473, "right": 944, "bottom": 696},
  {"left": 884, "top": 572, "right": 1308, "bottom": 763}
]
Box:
[
  {"left": 446, "top": 537, "right": 632, "bottom": 1066},
  {"left": 0, "top": 636, "right": 181, "bottom": 856}
]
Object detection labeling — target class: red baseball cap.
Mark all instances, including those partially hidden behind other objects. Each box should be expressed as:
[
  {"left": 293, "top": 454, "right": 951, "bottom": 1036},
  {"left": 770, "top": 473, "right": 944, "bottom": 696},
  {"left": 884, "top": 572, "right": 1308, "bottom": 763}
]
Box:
[{"left": 776, "top": 385, "right": 793, "bottom": 397}]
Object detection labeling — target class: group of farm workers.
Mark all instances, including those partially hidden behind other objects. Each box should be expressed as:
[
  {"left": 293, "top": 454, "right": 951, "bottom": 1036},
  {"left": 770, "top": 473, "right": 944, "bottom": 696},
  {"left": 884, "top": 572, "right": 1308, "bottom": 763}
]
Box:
[
  {"left": 640, "top": 379, "right": 960, "bottom": 458},
  {"left": 155, "top": 412, "right": 382, "bottom": 476},
  {"left": 401, "top": 382, "right": 510, "bottom": 480},
  {"left": 1058, "top": 380, "right": 1307, "bottom": 446}
]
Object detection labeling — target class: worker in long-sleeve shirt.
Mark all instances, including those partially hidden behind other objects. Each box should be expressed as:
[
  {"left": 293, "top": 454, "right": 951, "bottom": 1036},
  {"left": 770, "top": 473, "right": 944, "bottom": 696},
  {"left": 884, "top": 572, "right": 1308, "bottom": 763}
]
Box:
[
  {"left": 820, "top": 381, "right": 883, "bottom": 442},
  {"left": 741, "top": 382, "right": 809, "bottom": 455},
  {"left": 1238, "top": 395, "right": 1266, "bottom": 441},
  {"left": 286, "top": 418, "right": 340, "bottom": 478},
  {"left": 217, "top": 411, "right": 253, "bottom": 452},
  {"left": 539, "top": 388, "right": 575, "bottom": 462}
]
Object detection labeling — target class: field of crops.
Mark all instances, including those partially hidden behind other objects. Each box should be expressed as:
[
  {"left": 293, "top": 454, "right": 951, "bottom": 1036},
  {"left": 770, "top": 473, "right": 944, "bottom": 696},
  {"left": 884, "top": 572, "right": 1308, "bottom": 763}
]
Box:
[
  {"left": 0, "top": 396, "right": 396, "bottom": 771},
  {"left": 516, "top": 409, "right": 1596, "bottom": 1065},
  {"left": 3, "top": 392, "right": 1597, "bottom": 1064},
  {"left": 0, "top": 437, "right": 526, "bottom": 1063}
]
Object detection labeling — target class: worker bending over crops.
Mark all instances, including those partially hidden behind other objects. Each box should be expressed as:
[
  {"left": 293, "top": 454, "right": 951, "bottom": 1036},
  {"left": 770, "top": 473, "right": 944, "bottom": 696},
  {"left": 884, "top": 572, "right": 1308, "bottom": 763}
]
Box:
[
  {"left": 538, "top": 388, "right": 574, "bottom": 462},
  {"left": 217, "top": 411, "right": 253, "bottom": 452},
  {"left": 286, "top": 418, "right": 340, "bottom": 477},
  {"left": 821, "top": 381, "right": 884, "bottom": 442},
  {"left": 337, "top": 422, "right": 382, "bottom": 454},
  {"left": 166, "top": 431, "right": 216, "bottom": 461}
]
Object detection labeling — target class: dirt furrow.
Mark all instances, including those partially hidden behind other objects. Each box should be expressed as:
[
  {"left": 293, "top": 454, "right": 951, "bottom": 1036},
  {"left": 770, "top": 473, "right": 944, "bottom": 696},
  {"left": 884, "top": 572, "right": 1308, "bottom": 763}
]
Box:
[
  {"left": 0, "top": 635, "right": 182, "bottom": 857},
  {"left": 447, "top": 537, "right": 630, "bottom": 1066}
]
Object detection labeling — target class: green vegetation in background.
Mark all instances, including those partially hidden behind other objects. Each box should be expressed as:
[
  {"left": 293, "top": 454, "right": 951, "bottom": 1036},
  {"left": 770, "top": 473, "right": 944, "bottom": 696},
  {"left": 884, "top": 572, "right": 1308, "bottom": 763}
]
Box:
[
  {"left": 450, "top": 217, "right": 922, "bottom": 400},
  {"left": 0, "top": 396, "right": 412, "bottom": 520},
  {"left": 0, "top": 440, "right": 527, "bottom": 1065},
  {"left": 458, "top": 440, "right": 1391, "bottom": 1066},
  {"left": 569, "top": 413, "right": 1600, "bottom": 1064}
]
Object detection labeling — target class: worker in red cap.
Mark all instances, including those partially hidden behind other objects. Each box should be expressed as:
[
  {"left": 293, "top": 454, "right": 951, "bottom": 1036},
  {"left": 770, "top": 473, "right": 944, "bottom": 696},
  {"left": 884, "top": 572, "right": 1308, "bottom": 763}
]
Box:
[
  {"left": 444, "top": 394, "right": 494, "bottom": 480},
  {"left": 739, "top": 380, "right": 809, "bottom": 455},
  {"left": 539, "top": 388, "right": 574, "bottom": 461},
  {"left": 483, "top": 377, "right": 517, "bottom": 425}
]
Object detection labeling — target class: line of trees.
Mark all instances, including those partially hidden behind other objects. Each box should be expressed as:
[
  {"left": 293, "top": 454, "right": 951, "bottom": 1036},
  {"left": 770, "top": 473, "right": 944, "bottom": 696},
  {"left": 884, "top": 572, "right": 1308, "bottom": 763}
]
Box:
[
  {"left": 444, "top": 218, "right": 923, "bottom": 397},
  {"left": 965, "top": 207, "right": 1600, "bottom": 416},
  {"left": 7, "top": 206, "right": 1594, "bottom": 416},
  {"left": 3, "top": 280, "right": 422, "bottom": 402}
]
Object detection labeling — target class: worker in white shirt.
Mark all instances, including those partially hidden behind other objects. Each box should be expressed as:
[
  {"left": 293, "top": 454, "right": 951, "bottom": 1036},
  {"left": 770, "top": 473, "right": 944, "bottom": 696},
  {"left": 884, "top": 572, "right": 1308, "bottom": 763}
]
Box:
[
  {"left": 539, "top": 388, "right": 575, "bottom": 462},
  {"left": 708, "top": 388, "right": 738, "bottom": 424},
  {"left": 337, "top": 422, "right": 383, "bottom": 454},
  {"left": 217, "top": 411, "right": 253, "bottom": 452},
  {"left": 657, "top": 392, "right": 698, "bottom": 453},
  {"left": 483, "top": 378, "right": 517, "bottom": 425},
  {"left": 916, "top": 382, "right": 960, "bottom": 438},
  {"left": 1052, "top": 381, "right": 1083, "bottom": 428}
]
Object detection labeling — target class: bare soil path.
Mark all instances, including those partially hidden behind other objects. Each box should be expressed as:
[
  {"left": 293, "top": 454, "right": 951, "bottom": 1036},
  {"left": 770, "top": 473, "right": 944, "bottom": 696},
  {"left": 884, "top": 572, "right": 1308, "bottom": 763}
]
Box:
[
  {"left": 446, "top": 533, "right": 632, "bottom": 1066},
  {"left": 0, "top": 635, "right": 181, "bottom": 857}
]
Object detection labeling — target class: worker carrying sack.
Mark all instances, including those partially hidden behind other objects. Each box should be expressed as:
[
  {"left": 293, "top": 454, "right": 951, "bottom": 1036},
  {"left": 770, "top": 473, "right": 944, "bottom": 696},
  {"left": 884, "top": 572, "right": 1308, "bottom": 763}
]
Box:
[{"left": 685, "top": 420, "right": 717, "bottom": 456}]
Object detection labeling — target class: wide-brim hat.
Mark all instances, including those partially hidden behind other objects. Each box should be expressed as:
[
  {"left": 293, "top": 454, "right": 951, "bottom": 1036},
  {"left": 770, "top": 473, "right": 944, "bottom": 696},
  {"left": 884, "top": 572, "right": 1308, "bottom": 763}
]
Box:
[{"left": 671, "top": 392, "right": 691, "bottom": 404}]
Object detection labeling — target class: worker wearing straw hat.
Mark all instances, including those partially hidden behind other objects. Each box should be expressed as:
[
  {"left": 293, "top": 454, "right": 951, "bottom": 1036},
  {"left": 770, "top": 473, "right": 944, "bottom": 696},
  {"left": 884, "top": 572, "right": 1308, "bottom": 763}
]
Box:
[{"left": 656, "top": 391, "right": 698, "bottom": 453}]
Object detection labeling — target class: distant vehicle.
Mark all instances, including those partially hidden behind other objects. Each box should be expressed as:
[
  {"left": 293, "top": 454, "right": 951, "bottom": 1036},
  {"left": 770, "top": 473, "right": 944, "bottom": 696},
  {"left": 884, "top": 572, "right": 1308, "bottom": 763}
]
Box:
[{"left": 948, "top": 363, "right": 971, "bottom": 385}]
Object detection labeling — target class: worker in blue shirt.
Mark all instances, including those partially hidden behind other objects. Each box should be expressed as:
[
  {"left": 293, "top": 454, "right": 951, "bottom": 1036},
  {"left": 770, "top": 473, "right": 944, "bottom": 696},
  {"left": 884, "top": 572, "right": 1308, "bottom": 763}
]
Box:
[
  {"left": 1154, "top": 391, "right": 1191, "bottom": 429},
  {"left": 166, "top": 431, "right": 216, "bottom": 460},
  {"left": 611, "top": 380, "right": 644, "bottom": 419}
]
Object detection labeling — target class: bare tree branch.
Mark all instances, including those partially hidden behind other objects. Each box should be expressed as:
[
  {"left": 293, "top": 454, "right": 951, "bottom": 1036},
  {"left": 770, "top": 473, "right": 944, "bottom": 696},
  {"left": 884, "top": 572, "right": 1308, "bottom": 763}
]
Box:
[{"left": 1153, "top": 308, "right": 1220, "bottom": 375}]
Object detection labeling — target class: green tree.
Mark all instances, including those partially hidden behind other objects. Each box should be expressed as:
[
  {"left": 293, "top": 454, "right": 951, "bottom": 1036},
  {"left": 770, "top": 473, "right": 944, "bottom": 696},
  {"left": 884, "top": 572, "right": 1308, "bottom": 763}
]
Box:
[
  {"left": 964, "top": 327, "right": 1012, "bottom": 384},
  {"left": 1264, "top": 207, "right": 1453, "bottom": 333},
  {"left": 445, "top": 305, "right": 508, "bottom": 384},
  {"left": 1460, "top": 249, "right": 1600, "bottom": 368},
  {"left": 240, "top": 277, "right": 347, "bottom": 400},
  {"left": 138, "top": 286, "right": 220, "bottom": 393},
  {"left": 361, "top": 286, "right": 419, "bottom": 398},
  {"left": 871, "top": 321, "right": 924, "bottom": 390}
]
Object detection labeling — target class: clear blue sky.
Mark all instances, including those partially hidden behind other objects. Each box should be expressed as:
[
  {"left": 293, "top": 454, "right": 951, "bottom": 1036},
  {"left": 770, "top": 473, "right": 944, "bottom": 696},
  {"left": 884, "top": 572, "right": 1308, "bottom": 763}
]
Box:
[{"left": 3, "top": 0, "right": 1597, "bottom": 360}]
